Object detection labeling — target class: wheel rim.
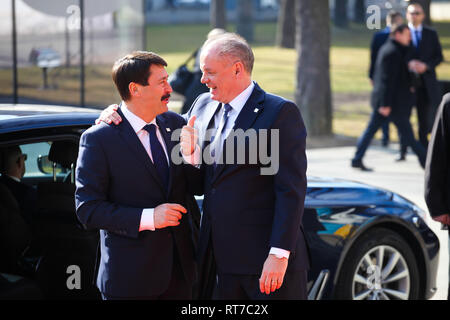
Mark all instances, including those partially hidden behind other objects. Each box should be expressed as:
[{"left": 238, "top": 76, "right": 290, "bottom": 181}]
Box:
[{"left": 352, "top": 245, "right": 410, "bottom": 300}]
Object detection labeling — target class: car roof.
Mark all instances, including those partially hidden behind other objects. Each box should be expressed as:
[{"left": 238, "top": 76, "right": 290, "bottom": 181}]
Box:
[{"left": 0, "top": 104, "right": 100, "bottom": 134}]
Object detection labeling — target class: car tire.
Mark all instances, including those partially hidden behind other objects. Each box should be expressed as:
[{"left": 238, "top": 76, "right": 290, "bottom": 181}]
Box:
[{"left": 335, "top": 227, "right": 420, "bottom": 300}]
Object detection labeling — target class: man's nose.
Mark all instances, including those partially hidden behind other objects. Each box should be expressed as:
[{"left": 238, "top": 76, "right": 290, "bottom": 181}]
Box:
[
  {"left": 200, "top": 73, "right": 208, "bottom": 84},
  {"left": 166, "top": 82, "right": 173, "bottom": 93}
]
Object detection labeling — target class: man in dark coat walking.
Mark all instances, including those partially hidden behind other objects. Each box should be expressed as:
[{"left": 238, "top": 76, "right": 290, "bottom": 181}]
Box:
[{"left": 351, "top": 24, "right": 426, "bottom": 171}]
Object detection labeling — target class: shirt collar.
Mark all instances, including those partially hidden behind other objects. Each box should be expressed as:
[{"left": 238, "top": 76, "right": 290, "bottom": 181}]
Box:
[
  {"left": 408, "top": 22, "right": 423, "bottom": 32},
  {"left": 120, "top": 101, "right": 157, "bottom": 133},
  {"left": 226, "top": 81, "right": 255, "bottom": 114},
  {"left": 6, "top": 174, "right": 21, "bottom": 183}
]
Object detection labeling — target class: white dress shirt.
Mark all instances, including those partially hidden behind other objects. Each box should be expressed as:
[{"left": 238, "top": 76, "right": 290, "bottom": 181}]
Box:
[
  {"left": 121, "top": 103, "right": 169, "bottom": 232},
  {"left": 6, "top": 174, "right": 21, "bottom": 183}
]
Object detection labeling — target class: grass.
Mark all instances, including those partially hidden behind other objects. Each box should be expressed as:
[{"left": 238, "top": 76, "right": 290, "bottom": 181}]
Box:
[{"left": 2, "top": 21, "right": 450, "bottom": 139}]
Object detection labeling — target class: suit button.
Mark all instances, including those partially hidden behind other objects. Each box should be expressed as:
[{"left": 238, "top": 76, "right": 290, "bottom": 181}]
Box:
[{"left": 211, "top": 188, "right": 216, "bottom": 195}]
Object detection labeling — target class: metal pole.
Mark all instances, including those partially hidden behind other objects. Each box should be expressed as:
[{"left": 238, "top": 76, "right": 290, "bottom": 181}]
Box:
[
  {"left": 12, "top": 0, "right": 18, "bottom": 104},
  {"left": 79, "top": 0, "right": 85, "bottom": 107},
  {"left": 142, "top": 0, "right": 147, "bottom": 51}
]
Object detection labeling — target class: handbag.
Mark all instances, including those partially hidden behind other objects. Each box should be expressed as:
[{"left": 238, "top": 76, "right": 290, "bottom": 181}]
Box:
[{"left": 169, "top": 49, "right": 199, "bottom": 95}]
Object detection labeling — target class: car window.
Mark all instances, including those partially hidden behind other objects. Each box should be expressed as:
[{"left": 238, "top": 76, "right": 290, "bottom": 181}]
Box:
[{"left": 20, "top": 142, "right": 68, "bottom": 178}]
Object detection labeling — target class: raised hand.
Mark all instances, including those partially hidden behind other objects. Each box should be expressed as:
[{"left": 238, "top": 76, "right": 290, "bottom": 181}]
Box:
[{"left": 180, "top": 116, "right": 198, "bottom": 156}]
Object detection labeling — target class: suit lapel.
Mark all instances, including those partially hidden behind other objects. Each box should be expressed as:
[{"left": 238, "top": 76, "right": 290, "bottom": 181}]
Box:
[
  {"left": 115, "top": 108, "right": 166, "bottom": 194},
  {"left": 210, "top": 83, "right": 266, "bottom": 183},
  {"left": 199, "top": 101, "right": 222, "bottom": 149}
]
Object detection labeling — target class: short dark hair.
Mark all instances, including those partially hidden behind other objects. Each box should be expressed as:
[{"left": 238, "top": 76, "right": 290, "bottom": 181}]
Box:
[
  {"left": 112, "top": 51, "right": 167, "bottom": 101},
  {"left": 0, "top": 145, "right": 21, "bottom": 174},
  {"left": 390, "top": 23, "right": 409, "bottom": 36}
]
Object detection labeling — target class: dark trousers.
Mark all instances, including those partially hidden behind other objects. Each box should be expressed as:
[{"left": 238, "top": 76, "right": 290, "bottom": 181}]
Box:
[
  {"left": 381, "top": 121, "right": 390, "bottom": 144},
  {"left": 101, "top": 246, "right": 191, "bottom": 300},
  {"left": 400, "top": 86, "right": 431, "bottom": 157},
  {"left": 415, "top": 85, "right": 432, "bottom": 149},
  {"left": 216, "top": 270, "right": 308, "bottom": 300},
  {"left": 353, "top": 109, "right": 426, "bottom": 168}
]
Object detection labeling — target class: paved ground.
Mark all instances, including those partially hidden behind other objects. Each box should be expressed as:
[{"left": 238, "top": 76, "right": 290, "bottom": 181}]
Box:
[{"left": 306, "top": 142, "right": 449, "bottom": 300}]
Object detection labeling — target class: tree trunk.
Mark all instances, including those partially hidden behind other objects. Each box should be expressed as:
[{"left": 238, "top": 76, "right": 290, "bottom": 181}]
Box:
[
  {"left": 411, "top": 0, "right": 432, "bottom": 26},
  {"left": 210, "top": 0, "right": 226, "bottom": 29},
  {"left": 236, "top": 0, "right": 254, "bottom": 42},
  {"left": 334, "top": 0, "right": 349, "bottom": 28},
  {"left": 276, "top": 0, "right": 295, "bottom": 48},
  {"left": 352, "top": 0, "right": 366, "bottom": 23},
  {"left": 295, "top": 0, "right": 332, "bottom": 137}
]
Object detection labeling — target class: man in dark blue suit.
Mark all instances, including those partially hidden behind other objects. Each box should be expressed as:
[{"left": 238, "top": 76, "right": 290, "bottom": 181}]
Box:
[
  {"left": 368, "top": 11, "right": 404, "bottom": 150},
  {"left": 75, "top": 51, "right": 201, "bottom": 300},
  {"left": 181, "top": 33, "right": 309, "bottom": 299}
]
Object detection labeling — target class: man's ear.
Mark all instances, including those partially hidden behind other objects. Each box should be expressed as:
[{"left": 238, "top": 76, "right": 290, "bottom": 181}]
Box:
[
  {"left": 129, "top": 82, "right": 139, "bottom": 97},
  {"left": 234, "top": 61, "right": 245, "bottom": 78}
]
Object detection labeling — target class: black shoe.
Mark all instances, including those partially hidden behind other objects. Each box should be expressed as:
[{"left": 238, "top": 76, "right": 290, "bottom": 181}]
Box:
[
  {"left": 351, "top": 160, "right": 373, "bottom": 172},
  {"left": 395, "top": 155, "right": 406, "bottom": 162}
]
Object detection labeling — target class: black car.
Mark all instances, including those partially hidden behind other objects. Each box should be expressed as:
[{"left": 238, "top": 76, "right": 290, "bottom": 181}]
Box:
[{"left": 0, "top": 105, "right": 440, "bottom": 300}]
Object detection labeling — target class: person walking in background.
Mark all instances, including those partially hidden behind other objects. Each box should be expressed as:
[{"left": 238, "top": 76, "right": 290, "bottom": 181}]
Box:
[
  {"left": 368, "top": 10, "right": 404, "bottom": 149},
  {"left": 406, "top": 3, "right": 443, "bottom": 153},
  {"left": 424, "top": 93, "right": 450, "bottom": 300},
  {"left": 351, "top": 24, "right": 426, "bottom": 171}
]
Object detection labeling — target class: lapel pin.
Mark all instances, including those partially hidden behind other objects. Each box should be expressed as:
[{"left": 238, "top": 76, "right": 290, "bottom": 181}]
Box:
[
  {"left": 166, "top": 128, "right": 171, "bottom": 132},
  {"left": 254, "top": 108, "right": 259, "bottom": 113}
]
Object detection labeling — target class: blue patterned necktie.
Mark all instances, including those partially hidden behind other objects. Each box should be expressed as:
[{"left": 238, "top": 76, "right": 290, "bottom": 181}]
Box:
[
  {"left": 210, "top": 103, "right": 233, "bottom": 167},
  {"left": 143, "top": 124, "right": 169, "bottom": 191},
  {"left": 415, "top": 30, "right": 421, "bottom": 48}
]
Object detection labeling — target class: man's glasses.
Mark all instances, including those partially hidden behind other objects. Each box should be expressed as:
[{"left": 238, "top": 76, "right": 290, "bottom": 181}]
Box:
[{"left": 408, "top": 11, "right": 422, "bottom": 16}]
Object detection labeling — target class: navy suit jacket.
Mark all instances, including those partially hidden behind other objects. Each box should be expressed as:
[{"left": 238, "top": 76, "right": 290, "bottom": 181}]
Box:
[
  {"left": 186, "top": 83, "right": 310, "bottom": 275},
  {"left": 75, "top": 108, "right": 201, "bottom": 297}
]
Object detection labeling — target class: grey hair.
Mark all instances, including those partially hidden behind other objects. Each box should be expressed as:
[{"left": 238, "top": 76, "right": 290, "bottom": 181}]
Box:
[{"left": 203, "top": 32, "right": 254, "bottom": 74}]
